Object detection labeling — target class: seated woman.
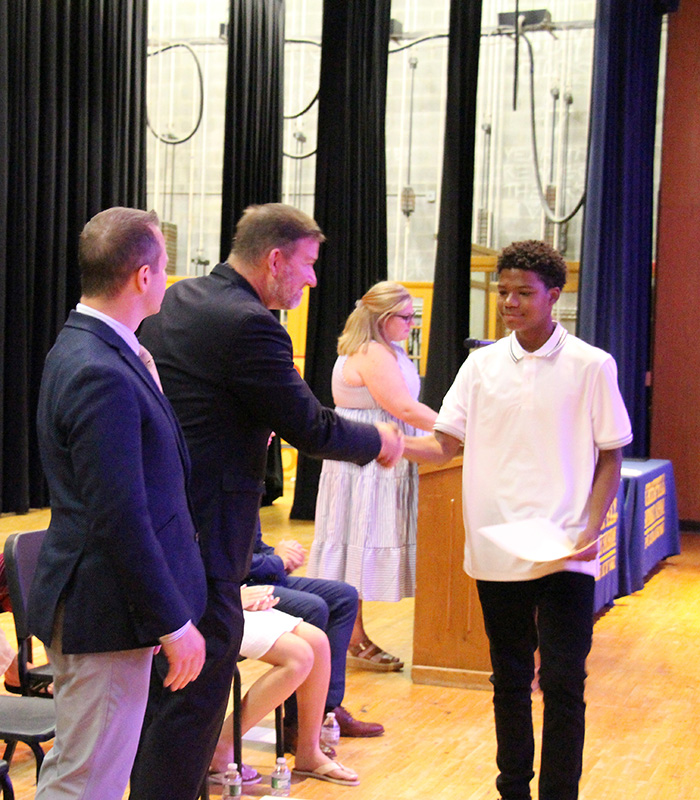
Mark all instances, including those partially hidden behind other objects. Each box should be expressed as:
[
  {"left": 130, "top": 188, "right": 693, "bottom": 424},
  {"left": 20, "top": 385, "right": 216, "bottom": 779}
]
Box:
[{"left": 210, "top": 584, "right": 359, "bottom": 787}]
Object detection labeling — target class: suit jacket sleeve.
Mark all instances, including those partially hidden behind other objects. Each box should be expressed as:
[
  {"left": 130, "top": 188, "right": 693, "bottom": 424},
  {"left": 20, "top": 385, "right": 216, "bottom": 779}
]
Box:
[
  {"left": 246, "top": 523, "right": 286, "bottom": 584},
  {"left": 222, "top": 306, "right": 381, "bottom": 465}
]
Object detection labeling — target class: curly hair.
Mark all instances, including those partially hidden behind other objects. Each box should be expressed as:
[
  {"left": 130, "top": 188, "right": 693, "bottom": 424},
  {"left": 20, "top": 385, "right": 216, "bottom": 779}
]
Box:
[{"left": 496, "top": 240, "right": 567, "bottom": 290}]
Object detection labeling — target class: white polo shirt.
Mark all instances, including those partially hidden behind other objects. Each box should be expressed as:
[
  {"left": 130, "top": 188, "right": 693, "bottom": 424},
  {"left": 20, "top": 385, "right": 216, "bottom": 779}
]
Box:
[{"left": 434, "top": 323, "right": 633, "bottom": 582}]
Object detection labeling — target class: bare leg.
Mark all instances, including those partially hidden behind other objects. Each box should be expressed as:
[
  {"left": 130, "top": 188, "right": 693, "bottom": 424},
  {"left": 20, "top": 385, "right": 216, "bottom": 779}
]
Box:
[
  {"left": 211, "top": 622, "right": 356, "bottom": 782},
  {"left": 347, "top": 600, "right": 403, "bottom": 670},
  {"left": 211, "top": 628, "right": 313, "bottom": 772},
  {"left": 348, "top": 600, "right": 367, "bottom": 648},
  {"left": 287, "top": 623, "right": 357, "bottom": 783}
]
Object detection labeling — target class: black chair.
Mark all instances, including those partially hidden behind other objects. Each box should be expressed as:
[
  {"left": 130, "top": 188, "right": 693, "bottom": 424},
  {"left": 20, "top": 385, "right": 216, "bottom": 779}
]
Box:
[
  {"left": 0, "top": 696, "right": 55, "bottom": 781},
  {"left": 3, "top": 531, "right": 53, "bottom": 697},
  {"left": 0, "top": 758, "right": 14, "bottom": 800}
]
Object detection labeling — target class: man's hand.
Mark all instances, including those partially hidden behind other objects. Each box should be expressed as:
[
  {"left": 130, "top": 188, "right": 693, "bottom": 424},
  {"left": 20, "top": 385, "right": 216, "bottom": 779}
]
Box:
[
  {"left": 375, "top": 422, "right": 404, "bottom": 468},
  {"left": 161, "top": 624, "right": 206, "bottom": 691},
  {"left": 275, "top": 540, "right": 306, "bottom": 573}
]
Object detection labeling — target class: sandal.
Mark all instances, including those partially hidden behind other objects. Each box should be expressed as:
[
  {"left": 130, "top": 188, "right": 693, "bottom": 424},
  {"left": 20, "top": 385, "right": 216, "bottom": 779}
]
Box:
[
  {"left": 293, "top": 760, "right": 360, "bottom": 787},
  {"left": 347, "top": 641, "right": 404, "bottom": 672}
]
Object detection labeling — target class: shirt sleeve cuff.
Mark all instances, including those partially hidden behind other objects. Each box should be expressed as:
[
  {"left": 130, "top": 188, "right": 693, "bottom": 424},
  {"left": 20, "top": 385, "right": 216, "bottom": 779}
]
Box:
[{"left": 159, "top": 619, "right": 192, "bottom": 644}]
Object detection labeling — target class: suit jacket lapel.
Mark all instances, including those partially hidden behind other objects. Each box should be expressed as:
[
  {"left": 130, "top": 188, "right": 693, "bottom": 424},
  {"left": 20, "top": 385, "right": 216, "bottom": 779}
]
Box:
[{"left": 66, "top": 312, "right": 192, "bottom": 474}]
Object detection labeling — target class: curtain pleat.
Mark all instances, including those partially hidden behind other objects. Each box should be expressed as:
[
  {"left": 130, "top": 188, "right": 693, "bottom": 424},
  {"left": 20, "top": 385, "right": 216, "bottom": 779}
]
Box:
[
  {"left": 0, "top": 0, "right": 147, "bottom": 512},
  {"left": 220, "top": 0, "right": 286, "bottom": 504},
  {"left": 220, "top": 0, "right": 284, "bottom": 259},
  {"left": 421, "top": 0, "right": 483, "bottom": 412},
  {"left": 577, "top": 0, "right": 674, "bottom": 456},
  {"left": 291, "top": 0, "right": 391, "bottom": 520}
]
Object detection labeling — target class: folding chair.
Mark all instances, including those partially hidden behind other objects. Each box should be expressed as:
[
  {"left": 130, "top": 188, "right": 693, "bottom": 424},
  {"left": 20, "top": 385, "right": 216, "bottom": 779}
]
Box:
[
  {"left": 0, "top": 696, "right": 55, "bottom": 781},
  {"left": 3, "top": 531, "right": 53, "bottom": 697},
  {"left": 0, "top": 531, "right": 56, "bottom": 780}
]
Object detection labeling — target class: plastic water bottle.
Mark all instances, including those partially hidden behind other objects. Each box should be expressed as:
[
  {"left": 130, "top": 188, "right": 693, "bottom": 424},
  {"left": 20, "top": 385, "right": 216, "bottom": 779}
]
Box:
[
  {"left": 321, "top": 711, "right": 340, "bottom": 748},
  {"left": 270, "top": 756, "right": 291, "bottom": 796},
  {"left": 222, "top": 762, "right": 242, "bottom": 797}
]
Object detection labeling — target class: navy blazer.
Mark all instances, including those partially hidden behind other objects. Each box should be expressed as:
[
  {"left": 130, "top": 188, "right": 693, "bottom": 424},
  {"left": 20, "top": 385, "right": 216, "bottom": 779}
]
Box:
[
  {"left": 139, "top": 264, "right": 381, "bottom": 582},
  {"left": 246, "top": 521, "right": 287, "bottom": 586},
  {"left": 29, "top": 312, "right": 207, "bottom": 654}
]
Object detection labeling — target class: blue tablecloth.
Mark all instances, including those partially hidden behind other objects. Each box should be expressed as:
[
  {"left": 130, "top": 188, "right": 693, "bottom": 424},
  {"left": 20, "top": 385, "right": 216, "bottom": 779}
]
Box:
[
  {"left": 618, "top": 459, "right": 681, "bottom": 595},
  {"left": 594, "top": 483, "right": 624, "bottom": 613}
]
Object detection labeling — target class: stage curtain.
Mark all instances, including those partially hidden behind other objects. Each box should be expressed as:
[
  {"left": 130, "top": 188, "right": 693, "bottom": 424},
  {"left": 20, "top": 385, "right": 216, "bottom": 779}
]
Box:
[
  {"left": 0, "top": 0, "right": 147, "bottom": 513},
  {"left": 421, "top": 0, "right": 483, "bottom": 411},
  {"left": 577, "top": 0, "right": 678, "bottom": 456},
  {"left": 291, "top": 0, "right": 391, "bottom": 519},
  {"left": 219, "top": 0, "right": 284, "bottom": 259},
  {"left": 220, "top": 0, "right": 285, "bottom": 504}
]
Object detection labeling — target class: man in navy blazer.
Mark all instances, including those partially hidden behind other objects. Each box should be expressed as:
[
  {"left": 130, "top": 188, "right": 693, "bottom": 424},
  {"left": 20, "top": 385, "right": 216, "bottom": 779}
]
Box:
[
  {"left": 29, "top": 207, "right": 207, "bottom": 800},
  {"left": 133, "top": 203, "right": 403, "bottom": 797}
]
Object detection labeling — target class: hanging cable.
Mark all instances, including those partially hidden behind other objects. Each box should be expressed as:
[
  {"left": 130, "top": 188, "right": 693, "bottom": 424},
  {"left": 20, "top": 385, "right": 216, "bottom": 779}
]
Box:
[
  {"left": 520, "top": 32, "right": 585, "bottom": 225},
  {"left": 147, "top": 42, "right": 204, "bottom": 145},
  {"left": 388, "top": 33, "right": 448, "bottom": 54},
  {"left": 283, "top": 149, "right": 317, "bottom": 160},
  {"left": 283, "top": 39, "right": 322, "bottom": 120},
  {"left": 282, "top": 39, "right": 320, "bottom": 157},
  {"left": 284, "top": 89, "right": 319, "bottom": 120}
]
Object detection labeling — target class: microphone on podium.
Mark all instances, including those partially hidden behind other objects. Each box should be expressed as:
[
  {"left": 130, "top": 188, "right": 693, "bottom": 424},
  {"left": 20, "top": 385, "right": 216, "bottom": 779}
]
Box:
[{"left": 463, "top": 337, "right": 495, "bottom": 350}]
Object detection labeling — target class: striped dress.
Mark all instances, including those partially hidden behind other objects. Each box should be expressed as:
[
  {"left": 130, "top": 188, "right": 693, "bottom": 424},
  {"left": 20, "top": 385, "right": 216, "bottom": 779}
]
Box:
[{"left": 307, "top": 343, "right": 421, "bottom": 602}]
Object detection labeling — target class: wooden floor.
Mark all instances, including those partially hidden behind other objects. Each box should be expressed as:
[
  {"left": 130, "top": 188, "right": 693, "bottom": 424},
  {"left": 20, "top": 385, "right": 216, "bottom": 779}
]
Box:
[{"left": 2, "top": 492, "right": 700, "bottom": 799}]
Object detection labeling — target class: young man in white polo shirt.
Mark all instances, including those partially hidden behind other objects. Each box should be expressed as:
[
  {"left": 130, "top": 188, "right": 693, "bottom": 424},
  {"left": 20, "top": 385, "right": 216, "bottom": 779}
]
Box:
[{"left": 404, "top": 240, "right": 632, "bottom": 800}]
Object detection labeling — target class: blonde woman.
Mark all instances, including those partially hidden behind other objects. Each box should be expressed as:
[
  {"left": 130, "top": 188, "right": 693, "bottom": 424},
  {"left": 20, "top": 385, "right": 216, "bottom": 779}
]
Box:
[{"left": 307, "top": 282, "right": 437, "bottom": 671}]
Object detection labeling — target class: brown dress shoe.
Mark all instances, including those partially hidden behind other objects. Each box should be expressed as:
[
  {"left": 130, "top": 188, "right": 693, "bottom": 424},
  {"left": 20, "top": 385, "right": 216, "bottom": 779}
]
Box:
[{"left": 331, "top": 705, "right": 384, "bottom": 737}]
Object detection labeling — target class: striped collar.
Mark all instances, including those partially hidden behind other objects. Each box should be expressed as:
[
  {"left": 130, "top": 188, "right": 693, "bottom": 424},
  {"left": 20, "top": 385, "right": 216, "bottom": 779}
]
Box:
[{"left": 508, "top": 322, "right": 568, "bottom": 363}]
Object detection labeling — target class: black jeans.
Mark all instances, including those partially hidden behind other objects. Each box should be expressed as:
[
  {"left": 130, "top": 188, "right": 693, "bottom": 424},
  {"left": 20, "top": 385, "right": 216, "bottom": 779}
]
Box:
[{"left": 477, "top": 572, "right": 594, "bottom": 800}]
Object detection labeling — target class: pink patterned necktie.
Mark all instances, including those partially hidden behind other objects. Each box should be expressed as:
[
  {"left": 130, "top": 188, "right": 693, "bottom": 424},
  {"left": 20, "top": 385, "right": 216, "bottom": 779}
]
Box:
[{"left": 138, "top": 345, "right": 163, "bottom": 392}]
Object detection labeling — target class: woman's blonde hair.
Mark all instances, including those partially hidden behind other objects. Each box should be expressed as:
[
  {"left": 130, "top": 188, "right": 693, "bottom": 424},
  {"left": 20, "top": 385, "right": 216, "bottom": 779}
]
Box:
[{"left": 337, "top": 281, "right": 412, "bottom": 357}]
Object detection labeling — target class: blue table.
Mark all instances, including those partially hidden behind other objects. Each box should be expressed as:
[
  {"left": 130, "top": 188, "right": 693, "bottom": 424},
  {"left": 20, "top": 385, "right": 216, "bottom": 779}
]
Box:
[
  {"left": 618, "top": 459, "right": 681, "bottom": 595},
  {"left": 594, "top": 483, "right": 624, "bottom": 613}
]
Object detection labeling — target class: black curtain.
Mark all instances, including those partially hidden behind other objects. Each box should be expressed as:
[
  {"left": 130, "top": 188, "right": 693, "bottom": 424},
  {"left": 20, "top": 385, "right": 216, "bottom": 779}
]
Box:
[
  {"left": 291, "top": 0, "right": 391, "bottom": 519},
  {"left": 421, "top": 0, "right": 483, "bottom": 411},
  {"left": 577, "top": 0, "right": 679, "bottom": 457},
  {"left": 0, "top": 1, "right": 147, "bottom": 514},
  {"left": 221, "top": 0, "right": 285, "bottom": 504},
  {"left": 219, "top": 0, "right": 284, "bottom": 259}
]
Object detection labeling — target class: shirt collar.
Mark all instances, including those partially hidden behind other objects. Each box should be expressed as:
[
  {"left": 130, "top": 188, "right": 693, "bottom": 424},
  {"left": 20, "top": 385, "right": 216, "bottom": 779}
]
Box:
[
  {"left": 508, "top": 321, "right": 568, "bottom": 363},
  {"left": 76, "top": 302, "right": 140, "bottom": 356}
]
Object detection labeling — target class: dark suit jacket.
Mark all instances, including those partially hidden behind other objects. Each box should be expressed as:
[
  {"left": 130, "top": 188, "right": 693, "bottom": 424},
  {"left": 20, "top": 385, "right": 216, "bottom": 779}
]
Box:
[
  {"left": 138, "top": 264, "right": 381, "bottom": 582},
  {"left": 29, "top": 312, "right": 207, "bottom": 654}
]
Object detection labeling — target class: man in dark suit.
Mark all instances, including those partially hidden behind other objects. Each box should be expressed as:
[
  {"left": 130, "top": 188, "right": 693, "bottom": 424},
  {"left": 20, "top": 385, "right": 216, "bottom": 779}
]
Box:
[
  {"left": 132, "top": 203, "right": 402, "bottom": 798},
  {"left": 29, "top": 207, "right": 207, "bottom": 800}
]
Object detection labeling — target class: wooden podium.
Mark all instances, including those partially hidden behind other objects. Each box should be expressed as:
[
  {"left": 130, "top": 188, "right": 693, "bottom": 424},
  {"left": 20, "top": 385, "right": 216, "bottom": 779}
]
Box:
[{"left": 411, "top": 457, "right": 492, "bottom": 690}]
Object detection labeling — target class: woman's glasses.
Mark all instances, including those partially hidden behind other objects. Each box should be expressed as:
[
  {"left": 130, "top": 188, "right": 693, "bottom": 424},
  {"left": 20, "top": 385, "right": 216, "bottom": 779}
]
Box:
[{"left": 392, "top": 313, "right": 414, "bottom": 322}]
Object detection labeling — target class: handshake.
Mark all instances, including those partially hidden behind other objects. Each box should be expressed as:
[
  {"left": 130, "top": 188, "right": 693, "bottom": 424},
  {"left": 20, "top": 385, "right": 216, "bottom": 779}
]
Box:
[{"left": 374, "top": 422, "right": 405, "bottom": 468}]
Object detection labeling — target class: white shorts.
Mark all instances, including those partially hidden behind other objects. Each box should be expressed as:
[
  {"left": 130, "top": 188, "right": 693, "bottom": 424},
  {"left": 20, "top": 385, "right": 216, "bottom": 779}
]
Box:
[{"left": 240, "top": 608, "right": 303, "bottom": 660}]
